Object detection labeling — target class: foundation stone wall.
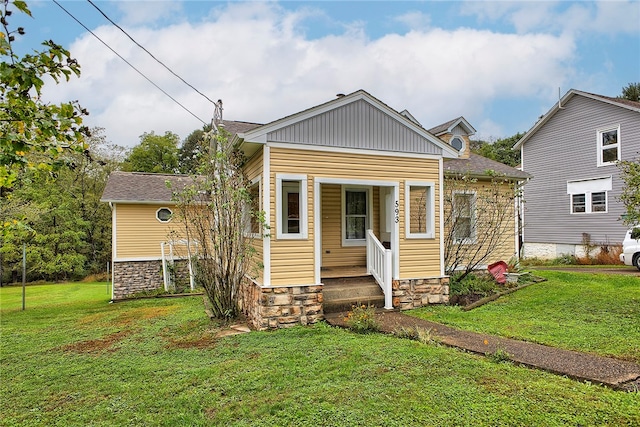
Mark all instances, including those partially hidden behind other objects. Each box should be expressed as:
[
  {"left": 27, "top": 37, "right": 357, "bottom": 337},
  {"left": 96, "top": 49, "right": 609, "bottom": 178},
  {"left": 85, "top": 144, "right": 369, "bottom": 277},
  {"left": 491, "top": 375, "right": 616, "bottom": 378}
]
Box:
[
  {"left": 240, "top": 277, "right": 324, "bottom": 330},
  {"left": 393, "top": 277, "right": 449, "bottom": 311}
]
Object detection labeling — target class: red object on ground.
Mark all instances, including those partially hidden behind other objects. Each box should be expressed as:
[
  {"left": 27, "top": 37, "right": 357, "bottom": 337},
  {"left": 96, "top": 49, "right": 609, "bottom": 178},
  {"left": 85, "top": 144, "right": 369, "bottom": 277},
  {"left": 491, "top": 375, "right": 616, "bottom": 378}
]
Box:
[{"left": 488, "top": 261, "right": 508, "bottom": 284}]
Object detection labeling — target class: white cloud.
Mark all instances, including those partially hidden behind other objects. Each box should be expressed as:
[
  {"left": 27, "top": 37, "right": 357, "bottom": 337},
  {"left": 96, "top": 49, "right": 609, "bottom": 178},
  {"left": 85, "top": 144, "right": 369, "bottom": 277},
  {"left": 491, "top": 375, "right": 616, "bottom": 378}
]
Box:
[
  {"left": 43, "top": 2, "right": 578, "bottom": 147},
  {"left": 394, "top": 11, "right": 432, "bottom": 30},
  {"left": 461, "top": 0, "right": 640, "bottom": 36}
]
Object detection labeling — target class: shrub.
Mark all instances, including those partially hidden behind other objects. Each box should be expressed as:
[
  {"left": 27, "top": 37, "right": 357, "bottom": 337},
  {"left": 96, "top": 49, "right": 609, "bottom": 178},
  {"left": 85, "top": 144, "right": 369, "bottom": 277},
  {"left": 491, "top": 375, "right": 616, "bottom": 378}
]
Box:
[
  {"left": 344, "top": 304, "right": 379, "bottom": 333},
  {"left": 449, "top": 272, "right": 498, "bottom": 297},
  {"left": 394, "top": 326, "right": 433, "bottom": 344}
]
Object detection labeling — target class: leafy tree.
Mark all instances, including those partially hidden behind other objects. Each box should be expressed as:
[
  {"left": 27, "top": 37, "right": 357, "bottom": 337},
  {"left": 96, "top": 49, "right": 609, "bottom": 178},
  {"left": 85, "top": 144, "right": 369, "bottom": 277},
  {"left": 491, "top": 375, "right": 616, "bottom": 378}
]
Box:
[
  {"left": 178, "top": 125, "right": 211, "bottom": 174},
  {"left": 471, "top": 132, "right": 524, "bottom": 167},
  {"left": 122, "top": 131, "right": 180, "bottom": 173},
  {"left": 173, "top": 129, "right": 260, "bottom": 319},
  {"left": 0, "top": 128, "right": 122, "bottom": 283},
  {"left": 621, "top": 82, "right": 640, "bottom": 102},
  {"left": 618, "top": 158, "right": 640, "bottom": 226},
  {"left": 0, "top": 0, "right": 90, "bottom": 193}
]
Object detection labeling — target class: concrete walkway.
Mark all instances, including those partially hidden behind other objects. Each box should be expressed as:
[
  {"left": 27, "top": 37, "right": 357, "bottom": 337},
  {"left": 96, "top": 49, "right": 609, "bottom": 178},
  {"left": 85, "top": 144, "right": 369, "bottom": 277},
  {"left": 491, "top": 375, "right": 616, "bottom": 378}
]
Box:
[{"left": 325, "top": 310, "right": 640, "bottom": 392}]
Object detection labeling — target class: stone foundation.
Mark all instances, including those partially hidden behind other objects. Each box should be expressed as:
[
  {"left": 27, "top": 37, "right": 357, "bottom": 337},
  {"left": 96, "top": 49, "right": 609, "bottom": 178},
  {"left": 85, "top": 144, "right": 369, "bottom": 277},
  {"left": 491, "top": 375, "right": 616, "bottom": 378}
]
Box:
[
  {"left": 239, "top": 277, "right": 324, "bottom": 330},
  {"left": 392, "top": 277, "right": 449, "bottom": 311},
  {"left": 112, "top": 260, "right": 190, "bottom": 300}
]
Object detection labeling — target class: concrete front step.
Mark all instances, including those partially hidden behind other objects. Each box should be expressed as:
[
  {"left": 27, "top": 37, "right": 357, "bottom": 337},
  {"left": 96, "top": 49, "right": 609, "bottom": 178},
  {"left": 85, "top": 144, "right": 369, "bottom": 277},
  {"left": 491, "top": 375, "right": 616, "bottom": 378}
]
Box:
[{"left": 322, "top": 275, "right": 385, "bottom": 313}]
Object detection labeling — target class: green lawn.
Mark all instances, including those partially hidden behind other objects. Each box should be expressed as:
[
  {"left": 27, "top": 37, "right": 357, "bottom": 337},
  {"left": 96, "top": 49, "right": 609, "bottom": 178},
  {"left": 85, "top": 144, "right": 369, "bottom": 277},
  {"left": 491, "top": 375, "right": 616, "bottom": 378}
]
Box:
[
  {"left": 412, "top": 270, "right": 640, "bottom": 363},
  {"left": 1, "top": 280, "right": 639, "bottom": 426}
]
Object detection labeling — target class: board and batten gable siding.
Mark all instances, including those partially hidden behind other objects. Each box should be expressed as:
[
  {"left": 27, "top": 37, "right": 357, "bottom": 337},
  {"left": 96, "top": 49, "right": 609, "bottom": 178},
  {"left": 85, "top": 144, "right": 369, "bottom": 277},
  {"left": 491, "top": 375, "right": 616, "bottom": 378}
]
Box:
[
  {"left": 268, "top": 146, "right": 442, "bottom": 286},
  {"left": 522, "top": 95, "right": 639, "bottom": 246},
  {"left": 267, "top": 99, "right": 443, "bottom": 156},
  {"left": 114, "top": 204, "right": 186, "bottom": 260}
]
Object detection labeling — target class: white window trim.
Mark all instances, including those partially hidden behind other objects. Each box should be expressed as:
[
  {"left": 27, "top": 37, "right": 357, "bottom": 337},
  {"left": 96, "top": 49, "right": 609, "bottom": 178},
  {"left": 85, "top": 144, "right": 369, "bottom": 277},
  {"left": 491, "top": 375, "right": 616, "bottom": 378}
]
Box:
[
  {"left": 450, "top": 136, "right": 465, "bottom": 153},
  {"left": 567, "top": 176, "right": 611, "bottom": 214},
  {"left": 341, "top": 186, "right": 372, "bottom": 247},
  {"left": 156, "top": 207, "right": 173, "bottom": 223},
  {"left": 569, "top": 191, "right": 608, "bottom": 214},
  {"left": 245, "top": 176, "right": 262, "bottom": 238},
  {"left": 405, "top": 181, "right": 435, "bottom": 239},
  {"left": 275, "top": 174, "right": 308, "bottom": 240},
  {"left": 453, "top": 191, "right": 476, "bottom": 244},
  {"left": 597, "top": 125, "right": 621, "bottom": 167}
]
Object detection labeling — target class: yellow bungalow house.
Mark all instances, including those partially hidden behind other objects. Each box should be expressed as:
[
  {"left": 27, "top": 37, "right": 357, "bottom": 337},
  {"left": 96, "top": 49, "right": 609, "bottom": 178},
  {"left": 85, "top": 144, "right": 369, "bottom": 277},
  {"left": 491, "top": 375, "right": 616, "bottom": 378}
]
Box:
[{"left": 103, "top": 90, "right": 528, "bottom": 330}]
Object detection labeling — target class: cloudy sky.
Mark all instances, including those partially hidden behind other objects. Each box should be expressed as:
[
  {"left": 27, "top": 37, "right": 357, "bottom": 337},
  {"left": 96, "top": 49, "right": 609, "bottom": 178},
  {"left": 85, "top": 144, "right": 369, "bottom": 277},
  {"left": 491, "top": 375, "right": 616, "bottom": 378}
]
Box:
[{"left": 10, "top": 0, "right": 640, "bottom": 147}]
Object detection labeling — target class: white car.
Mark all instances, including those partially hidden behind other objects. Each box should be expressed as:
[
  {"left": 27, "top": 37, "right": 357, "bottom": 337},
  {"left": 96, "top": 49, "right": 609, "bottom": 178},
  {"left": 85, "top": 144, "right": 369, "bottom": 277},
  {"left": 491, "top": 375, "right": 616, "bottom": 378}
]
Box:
[{"left": 620, "top": 227, "right": 640, "bottom": 270}]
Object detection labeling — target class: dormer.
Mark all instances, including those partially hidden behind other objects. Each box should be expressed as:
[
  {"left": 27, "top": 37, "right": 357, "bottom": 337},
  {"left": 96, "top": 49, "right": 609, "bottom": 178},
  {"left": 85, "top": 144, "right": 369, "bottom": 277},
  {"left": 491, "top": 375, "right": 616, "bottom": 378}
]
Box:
[{"left": 428, "top": 117, "right": 476, "bottom": 159}]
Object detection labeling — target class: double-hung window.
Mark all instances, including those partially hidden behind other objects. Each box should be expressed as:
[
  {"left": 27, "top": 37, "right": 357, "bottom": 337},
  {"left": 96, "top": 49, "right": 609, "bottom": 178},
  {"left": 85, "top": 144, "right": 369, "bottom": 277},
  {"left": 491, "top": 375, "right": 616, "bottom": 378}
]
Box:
[
  {"left": 276, "top": 174, "right": 308, "bottom": 239},
  {"left": 405, "top": 182, "right": 435, "bottom": 239},
  {"left": 597, "top": 126, "right": 620, "bottom": 166},
  {"left": 454, "top": 192, "right": 475, "bottom": 242},
  {"left": 567, "top": 177, "right": 611, "bottom": 214}
]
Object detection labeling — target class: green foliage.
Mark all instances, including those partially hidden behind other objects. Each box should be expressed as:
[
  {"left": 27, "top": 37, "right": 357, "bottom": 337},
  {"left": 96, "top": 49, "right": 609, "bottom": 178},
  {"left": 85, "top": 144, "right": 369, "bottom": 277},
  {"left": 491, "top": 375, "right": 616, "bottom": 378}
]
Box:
[
  {"left": 0, "top": 0, "right": 90, "bottom": 192},
  {"left": 621, "top": 82, "right": 640, "bottom": 102},
  {"left": 122, "top": 130, "right": 180, "bottom": 173},
  {"left": 0, "top": 128, "right": 116, "bottom": 283},
  {"left": 470, "top": 132, "right": 524, "bottom": 167},
  {"left": 632, "top": 227, "right": 640, "bottom": 240},
  {"left": 2, "top": 282, "right": 639, "bottom": 425},
  {"left": 393, "top": 325, "right": 433, "bottom": 344},
  {"left": 618, "top": 158, "right": 640, "bottom": 226},
  {"left": 487, "top": 347, "right": 512, "bottom": 364},
  {"left": 344, "top": 304, "right": 380, "bottom": 333},
  {"left": 449, "top": 272, "right": 498, "bottom": 297},
  {"left": 178, "top": 125, "right": 211, "bottom": 174}
]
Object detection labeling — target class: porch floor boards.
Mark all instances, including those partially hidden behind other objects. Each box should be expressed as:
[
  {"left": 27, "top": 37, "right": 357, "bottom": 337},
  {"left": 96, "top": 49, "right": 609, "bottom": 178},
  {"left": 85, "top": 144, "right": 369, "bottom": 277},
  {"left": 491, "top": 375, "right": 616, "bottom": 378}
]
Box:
[{"left": 320, "top": 265, "right": 368, "bottom": 279}]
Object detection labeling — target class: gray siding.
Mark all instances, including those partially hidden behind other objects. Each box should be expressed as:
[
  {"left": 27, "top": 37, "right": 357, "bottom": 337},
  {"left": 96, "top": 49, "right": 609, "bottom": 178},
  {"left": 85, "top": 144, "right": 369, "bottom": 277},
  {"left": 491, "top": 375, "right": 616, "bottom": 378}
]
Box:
[
  {"left": 451, "top": 124, "right": 467, "bottom": 136},
  {"left": 522, "top": 95, "right": 640, "bottom": 246},
  {"left": 267, "top": 99, "right": 443, "bottom": 156}
]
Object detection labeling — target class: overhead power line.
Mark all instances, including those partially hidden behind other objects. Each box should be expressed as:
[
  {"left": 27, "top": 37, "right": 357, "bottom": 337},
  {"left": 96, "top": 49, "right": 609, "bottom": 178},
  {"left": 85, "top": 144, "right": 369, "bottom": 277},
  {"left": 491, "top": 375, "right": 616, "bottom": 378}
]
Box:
[
  {"left": 86, "top": 0, "right": 217, "bottom": 107},
  {"left": 52, "top": 0, "right": 207, "bottom": 126}
]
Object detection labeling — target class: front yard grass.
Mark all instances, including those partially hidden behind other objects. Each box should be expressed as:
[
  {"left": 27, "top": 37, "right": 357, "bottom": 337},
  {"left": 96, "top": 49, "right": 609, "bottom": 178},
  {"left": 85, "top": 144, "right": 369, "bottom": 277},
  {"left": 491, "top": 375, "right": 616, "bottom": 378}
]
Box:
[
  {"left": 1, "top": 280, "right": 639, "bottom": 426},
  {"left": 411, "top": 270, "right": 640, "bottom": 363}
]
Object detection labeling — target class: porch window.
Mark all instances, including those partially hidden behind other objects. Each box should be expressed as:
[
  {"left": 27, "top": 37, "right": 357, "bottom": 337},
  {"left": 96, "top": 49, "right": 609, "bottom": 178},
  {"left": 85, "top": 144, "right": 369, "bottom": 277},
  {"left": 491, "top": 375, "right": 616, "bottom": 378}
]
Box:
[
  {"left": 454, "top": 192, "right": 475, "bottom": 242},
  {"left": 405, "top": 182, "right": 435, "bottom": 239},
  {"left": 276, "top": 174, "right": 308, "bottom": 239},
  {"left": 342, "top": 187, "right": 370, "bottom": 246}
]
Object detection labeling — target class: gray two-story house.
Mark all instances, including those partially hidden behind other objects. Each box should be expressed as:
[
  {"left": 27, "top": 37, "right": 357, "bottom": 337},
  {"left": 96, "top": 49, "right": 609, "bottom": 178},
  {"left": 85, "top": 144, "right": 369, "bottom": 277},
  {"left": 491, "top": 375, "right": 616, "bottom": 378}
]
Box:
[{"left": 514, "top": 89, "right": 640, "bottom": 259}]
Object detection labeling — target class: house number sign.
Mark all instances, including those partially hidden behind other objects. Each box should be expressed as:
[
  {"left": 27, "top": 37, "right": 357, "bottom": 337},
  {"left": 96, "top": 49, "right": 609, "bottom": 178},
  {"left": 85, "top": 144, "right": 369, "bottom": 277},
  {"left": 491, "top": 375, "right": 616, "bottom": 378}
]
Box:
[{"left": 394, "top": 200, "right": 399, "bottom": 223}]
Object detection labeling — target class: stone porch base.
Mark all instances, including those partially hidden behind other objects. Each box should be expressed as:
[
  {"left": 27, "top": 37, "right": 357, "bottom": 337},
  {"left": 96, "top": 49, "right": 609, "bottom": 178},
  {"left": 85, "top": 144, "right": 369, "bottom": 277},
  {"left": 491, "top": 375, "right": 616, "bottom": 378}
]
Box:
[
  {"left": 239, "top": 277, "right": 324, "bottom": 331},
  {"left": 393, "top": 277, "right": 450, "bottom": 311}
]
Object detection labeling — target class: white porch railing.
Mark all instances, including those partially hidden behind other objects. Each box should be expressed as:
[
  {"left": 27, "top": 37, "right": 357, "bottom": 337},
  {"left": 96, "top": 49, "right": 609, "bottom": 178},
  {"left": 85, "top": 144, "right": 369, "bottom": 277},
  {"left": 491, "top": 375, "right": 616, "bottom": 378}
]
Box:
[{"left": 366, "top": 229, "right": 393, "bottom": 309}]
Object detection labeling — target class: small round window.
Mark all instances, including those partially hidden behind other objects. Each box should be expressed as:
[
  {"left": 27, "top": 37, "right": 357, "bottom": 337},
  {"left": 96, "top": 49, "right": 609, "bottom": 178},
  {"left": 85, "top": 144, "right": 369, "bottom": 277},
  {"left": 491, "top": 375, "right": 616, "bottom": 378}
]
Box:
[
  {"left": 451, "top": 137, "right": 464, "bottom": 151},
  {"left": 156, "top": 207, "right": 173, "bottom": 223}
]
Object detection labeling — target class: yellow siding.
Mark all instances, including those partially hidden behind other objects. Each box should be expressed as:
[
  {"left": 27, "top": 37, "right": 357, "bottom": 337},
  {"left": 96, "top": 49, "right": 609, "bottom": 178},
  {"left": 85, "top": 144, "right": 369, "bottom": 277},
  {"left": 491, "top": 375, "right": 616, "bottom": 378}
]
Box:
[
  {"left": 269, "top": 146, "right": 443, "bottom": 283},
  {"left": 243, "top": 149, "right": 265, "bottom": 284},
  {"left": 244, "top": 150, "right": 263, "bottom": 181},
  {"left": 443, "top": 179, "right": 517, "bottom": 266},
  {"left": 321, "top": 185, "right": 380, "bottom": 267},
  {"left": 115, "top": 204, "right": 187, "bottom": 259}
]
